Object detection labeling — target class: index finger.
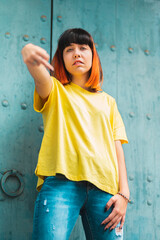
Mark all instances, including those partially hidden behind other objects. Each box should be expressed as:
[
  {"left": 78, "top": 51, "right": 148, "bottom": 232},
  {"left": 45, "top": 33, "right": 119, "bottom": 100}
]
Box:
[
  {"left": 101, "top": 209, "right": 117, "bottom": 225},
  {"left": 40, "top": 58, "right": 54, "bottom": 71},
  {"left": 36, "top": 46, "right": 50, "bottom": 61}
]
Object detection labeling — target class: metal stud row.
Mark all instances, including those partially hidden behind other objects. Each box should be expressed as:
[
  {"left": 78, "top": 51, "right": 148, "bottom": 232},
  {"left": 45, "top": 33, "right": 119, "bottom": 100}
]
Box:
[
  {"left": 129, "top": 175, "right": 153, "bottom": 182},
  {"left": 128, "top": 174, "right": 153, "bottom": 206},
  {"left": 129, "top": 200, "right": 153, "bottom": 206},
  {"left": 4, "top": 33, "right": 150, "bottom": 55},
  {"left": 4, "top": 32, "right": 47, "bottom": 44},
  {"left": 4, "top": 14, "right": 47, "bottom": 43},
  {"left": 1, "top": 101, "right": 152, "bottom": 121},
  {"left": 1, "top": 100, "right": 44, "bottom": 132},
  {"left": 23, "top": 35, "right": 47, "bottom": 44},
  {"left": 1, "top": 100, "right": 28, "bottom": 110},
  {"left": 110, "top": 45, "right": 150, "bottom": 55},
  {"left": 129, "top": 112, "right": 152, "bottom": 120}
]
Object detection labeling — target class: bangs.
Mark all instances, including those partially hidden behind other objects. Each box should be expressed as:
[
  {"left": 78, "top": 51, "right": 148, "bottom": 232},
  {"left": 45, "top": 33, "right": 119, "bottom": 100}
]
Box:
[
  {"left": 51, "top": 27, "right": 103, "bottom": 92},
  {"left": 58, "top": 28, "right": 93, "bottom": 52}
]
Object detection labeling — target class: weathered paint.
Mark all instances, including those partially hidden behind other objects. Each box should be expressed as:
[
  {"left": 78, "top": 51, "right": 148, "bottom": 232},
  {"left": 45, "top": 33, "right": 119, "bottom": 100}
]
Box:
[
  {"left": 0, "top": 0, "right": 51, "bottom": 239},
  {"left": 0, "top": 0, "right": 160, "bottom": 239}
]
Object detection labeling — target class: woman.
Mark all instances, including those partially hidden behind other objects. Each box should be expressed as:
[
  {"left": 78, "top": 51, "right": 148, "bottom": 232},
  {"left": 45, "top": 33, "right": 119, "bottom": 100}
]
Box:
[{"left": 21, "top": 28, "right": 130, "bottom": 240}]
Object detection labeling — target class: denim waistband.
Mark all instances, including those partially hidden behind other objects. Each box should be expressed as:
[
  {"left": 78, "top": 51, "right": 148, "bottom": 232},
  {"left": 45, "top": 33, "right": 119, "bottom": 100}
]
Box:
[{"left": 44, "top": 174, "right": 96, "bottom": 191}]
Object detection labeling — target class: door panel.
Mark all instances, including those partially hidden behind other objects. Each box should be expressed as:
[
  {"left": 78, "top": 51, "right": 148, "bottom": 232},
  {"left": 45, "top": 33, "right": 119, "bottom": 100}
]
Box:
[
  {"left": 116, "top": 1, "right": 160, "bottom": 239},
  {"left": 0, "top": 0, "right": 51, "bottom": 239}
]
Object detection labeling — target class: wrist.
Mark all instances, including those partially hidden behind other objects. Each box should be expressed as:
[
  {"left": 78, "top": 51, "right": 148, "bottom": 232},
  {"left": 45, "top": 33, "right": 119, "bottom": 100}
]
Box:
[
  {"left": 117, "top": 192, "right": 131, "bottom": 203},
  {"left": 118, "top": 190, "right": 130, "bottom": 199},
  {"left": 119, "top": 189, "right": 130, "bottom": 199}
]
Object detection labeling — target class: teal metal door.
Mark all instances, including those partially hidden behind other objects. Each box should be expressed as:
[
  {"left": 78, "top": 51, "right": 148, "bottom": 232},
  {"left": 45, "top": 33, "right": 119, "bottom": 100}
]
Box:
[
  {"left": 0, "top": 0, "right": 51, "bottom": 239},
  {"left": 0, "top": 0, "right": 160, "bottom": 239}
]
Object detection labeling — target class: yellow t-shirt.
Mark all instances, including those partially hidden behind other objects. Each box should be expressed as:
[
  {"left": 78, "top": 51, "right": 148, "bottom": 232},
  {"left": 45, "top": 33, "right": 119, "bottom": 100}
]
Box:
[{"left": 33, "top": 76, "right": 128, "bottom": 195}]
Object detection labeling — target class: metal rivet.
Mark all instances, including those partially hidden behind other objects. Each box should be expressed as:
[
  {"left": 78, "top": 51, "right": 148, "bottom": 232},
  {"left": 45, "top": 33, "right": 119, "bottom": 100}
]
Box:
[
  {"left": 57, "top": 16, "right": 62, "bottom": 22},
  {"left": 40, "top": 38, "right": 47, "bottom": 44},
  {"left": 147, "top": 176, "right": 152, "bottom": 182},
  {"left": 128, "top": 47, "right": 133, "bottom": 53},
  {"left": 5, "top": 32, "right": 11, "bottom": 39},
  {"left": 147, "top": 200, "right": 152, "bottom": 206},
  {"left": 38, "top": 125, "right": 44, "bottom": 132},
  {"left": 2, "top": 100, "right": 9, "bottom": 107},
  {"left": 23, "top": 35, "right": 29, "bottom": 41},
  {"left": 144, "top": 50, "right": 149, "bottom": 56},
  {"left": 110, "top": 45, "right": 116, "bottom": 51},
  {"left": 146, "top": 114, "right": 151, "bottom": 120},
  {"left": 129, "top": 112, "right": 135, "bottom": 118},
  {"left": 40, "top": 15, "right": 47, "bottom": 22},
  {"left": 129, "top": 175, "right": 134, "bottom": 181},
  {"left": 21, "top": 103, "right": 27, "bottom": 110}
]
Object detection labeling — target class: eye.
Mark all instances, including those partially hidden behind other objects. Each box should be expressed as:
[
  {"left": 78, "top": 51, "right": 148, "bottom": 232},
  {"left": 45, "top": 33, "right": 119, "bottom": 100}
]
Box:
[
  {"left": 80, "top": 46, "right": 87, "bottom": 50},
  {"left": 66, "top": 48, "right": 73, "bottom": 52}
]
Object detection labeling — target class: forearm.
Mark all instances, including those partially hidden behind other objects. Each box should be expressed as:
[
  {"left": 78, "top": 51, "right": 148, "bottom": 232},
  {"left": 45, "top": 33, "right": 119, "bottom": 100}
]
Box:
[
  {"left": 26, "top": 62, "right": 50, "bottom": 85},
  {"left": 115, "top": 140, "right": 130, "bottom": 198},
  {"left": 102, "top": 140, "right": 130, "bottom": 230},
  {"left": 26, "top": 63, "right": 53, "bottom": 99}
]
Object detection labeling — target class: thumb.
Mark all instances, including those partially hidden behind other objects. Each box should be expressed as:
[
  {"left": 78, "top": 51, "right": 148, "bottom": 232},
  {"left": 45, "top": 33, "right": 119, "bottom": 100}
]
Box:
[{"left": 105, "top": 196, "right": 116, "bottom": 211}]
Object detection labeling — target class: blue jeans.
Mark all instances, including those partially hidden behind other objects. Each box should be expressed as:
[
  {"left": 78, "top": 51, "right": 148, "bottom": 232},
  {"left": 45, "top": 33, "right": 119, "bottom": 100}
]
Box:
[{"left": 32, "top": 174, "right": 123, "bottom": 240}]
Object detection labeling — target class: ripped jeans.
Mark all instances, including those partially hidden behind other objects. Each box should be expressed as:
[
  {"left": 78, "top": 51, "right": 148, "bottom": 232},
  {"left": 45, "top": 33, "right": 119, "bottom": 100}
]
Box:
[{"left": 32, "top": 174, "right": 123, "bottom": 240}]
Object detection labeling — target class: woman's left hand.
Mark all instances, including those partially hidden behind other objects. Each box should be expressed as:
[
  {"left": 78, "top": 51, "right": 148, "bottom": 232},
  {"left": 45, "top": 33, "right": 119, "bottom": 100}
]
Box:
[{"left": 101, "top": 194, "right": 128, "bottom": 231}]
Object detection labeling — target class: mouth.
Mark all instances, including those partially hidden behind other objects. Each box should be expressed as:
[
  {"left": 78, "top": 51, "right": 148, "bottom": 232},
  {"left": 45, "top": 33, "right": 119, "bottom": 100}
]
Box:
[{"left": 73, "top": 60, "right": 84, "bottom": 65}]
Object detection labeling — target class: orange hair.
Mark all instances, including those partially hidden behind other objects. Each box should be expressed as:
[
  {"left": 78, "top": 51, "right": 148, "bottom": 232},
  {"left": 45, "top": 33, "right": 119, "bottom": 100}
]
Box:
[{"left": 51, "top": 29, "right": 103, "bottom": 92}]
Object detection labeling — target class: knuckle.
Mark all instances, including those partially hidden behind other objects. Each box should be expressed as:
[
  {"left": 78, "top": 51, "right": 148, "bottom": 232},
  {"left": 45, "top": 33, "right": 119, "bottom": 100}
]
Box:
[
  {"left": 115, "top": 208, "right": 119, "bottom": 214},
  {"left": 25, "top": 43, "right": 33, "bottom": 51},
  {"left": 107, "top": 216, "right": 111, "bottom": 222},
  {"left": 46, "top": 54, "right": 50, "bottom": 60},
  {"left": 30, "top": 51, "right": 36, "bottom": 58},
  {"left": 103, "top": 220, "right": 107, "bottom": 225},
  {"left": 24, "top": 56, "right": 31, "bottom": 63},
  {"left": 110, "top": 197, "right": 114, "bottom": 202}
]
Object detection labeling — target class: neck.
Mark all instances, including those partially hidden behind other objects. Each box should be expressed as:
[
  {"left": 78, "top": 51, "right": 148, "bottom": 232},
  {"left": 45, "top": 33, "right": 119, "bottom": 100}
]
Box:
[{"left": 71, "top": 74, "right": 89, "bottom": 90}]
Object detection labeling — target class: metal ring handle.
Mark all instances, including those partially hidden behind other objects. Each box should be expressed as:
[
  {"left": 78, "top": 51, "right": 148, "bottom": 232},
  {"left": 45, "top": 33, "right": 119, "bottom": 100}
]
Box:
[{"left": 1, "top": 170, "right": 24, "bottom": 197}]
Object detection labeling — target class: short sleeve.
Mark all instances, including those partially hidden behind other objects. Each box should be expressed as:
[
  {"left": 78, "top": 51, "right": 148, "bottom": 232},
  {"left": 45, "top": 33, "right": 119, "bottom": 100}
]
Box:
[
  {"left": 112, "top": 99, "right": 128, "bottom": 144},
  {"left": 33, "top": 76, "right": 55, "bottom": 113}
]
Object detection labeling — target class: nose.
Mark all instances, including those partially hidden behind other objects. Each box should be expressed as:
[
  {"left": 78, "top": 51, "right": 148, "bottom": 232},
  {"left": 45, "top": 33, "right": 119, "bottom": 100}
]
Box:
[
  {"left": 74, "top": 53, "right": 80, "bottom": 58},
  {"left": 74, "top": 48, "right": 81, "bottom": 58}
]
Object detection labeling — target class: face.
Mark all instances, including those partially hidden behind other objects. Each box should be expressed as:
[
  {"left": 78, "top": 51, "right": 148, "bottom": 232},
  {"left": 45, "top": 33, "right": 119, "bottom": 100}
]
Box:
[{"left": 63, "top": 43, "right": 92, "bottom": 79}]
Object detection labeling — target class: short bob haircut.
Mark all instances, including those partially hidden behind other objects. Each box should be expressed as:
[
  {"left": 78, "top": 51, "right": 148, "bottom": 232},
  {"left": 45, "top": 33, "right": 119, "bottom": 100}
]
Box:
[{"left": 51, "top": 28, "right": 103, "bottom": 92}]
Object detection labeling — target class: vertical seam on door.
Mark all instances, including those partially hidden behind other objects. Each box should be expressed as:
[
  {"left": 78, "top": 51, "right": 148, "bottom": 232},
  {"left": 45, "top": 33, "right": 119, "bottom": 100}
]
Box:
[{"left": 50, "top": 0, "right": 53, "bottom": 63}]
